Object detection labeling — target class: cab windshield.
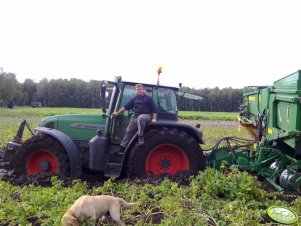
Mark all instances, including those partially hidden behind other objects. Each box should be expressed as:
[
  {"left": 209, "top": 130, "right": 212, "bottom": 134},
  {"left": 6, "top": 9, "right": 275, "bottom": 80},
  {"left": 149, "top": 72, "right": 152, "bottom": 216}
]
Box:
[{"left": 120, "top": 85, "right": 177, "bottom": 114}]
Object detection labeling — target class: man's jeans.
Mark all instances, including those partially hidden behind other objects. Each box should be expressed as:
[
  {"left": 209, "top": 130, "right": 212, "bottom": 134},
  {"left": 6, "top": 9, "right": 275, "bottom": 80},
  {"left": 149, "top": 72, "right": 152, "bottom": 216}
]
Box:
[{"left": 120, "top": 114, "right": 152, "bottom": 148}]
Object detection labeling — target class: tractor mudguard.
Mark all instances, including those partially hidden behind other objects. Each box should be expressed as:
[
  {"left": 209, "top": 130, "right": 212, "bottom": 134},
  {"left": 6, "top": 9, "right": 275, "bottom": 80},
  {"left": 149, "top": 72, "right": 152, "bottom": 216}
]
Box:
[
  {"left": 146, "top": 120, "right": 204, "bottom": 144},
  {"left": 34, "top": 127, "right": 81, "bottom": 178}
]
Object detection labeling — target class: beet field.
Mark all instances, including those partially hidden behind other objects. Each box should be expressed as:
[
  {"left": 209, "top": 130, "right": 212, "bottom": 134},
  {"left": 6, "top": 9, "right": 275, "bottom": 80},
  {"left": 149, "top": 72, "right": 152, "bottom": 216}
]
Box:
[{"left": 0, "top": 107, "right": 300, "bottom": 225}]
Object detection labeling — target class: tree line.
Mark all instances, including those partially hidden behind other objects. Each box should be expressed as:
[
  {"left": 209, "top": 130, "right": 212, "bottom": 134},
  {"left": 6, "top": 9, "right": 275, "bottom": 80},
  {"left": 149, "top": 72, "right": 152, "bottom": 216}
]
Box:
[
  {"left": 0, "top": 72, "right": 243, "bottom": 112},
  {"left": 179, "top": 86, "right": 243, "bottom": 112}
]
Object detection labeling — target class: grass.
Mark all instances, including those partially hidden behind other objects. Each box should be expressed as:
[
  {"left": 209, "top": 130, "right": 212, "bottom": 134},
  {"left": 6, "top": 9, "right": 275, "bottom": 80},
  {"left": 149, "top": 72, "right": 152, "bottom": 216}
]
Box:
[
  {"left": 178, "top": 111, "right": 238, "bottom": 121},
  {"left": 0, "top": 106, "right": 100, "bottom": 118},
  {"left": 0, "top": 107, "right": 243, "bottom": 150},
  {"left": 1, "top": 106, "right": 237, "bottom": 120}
]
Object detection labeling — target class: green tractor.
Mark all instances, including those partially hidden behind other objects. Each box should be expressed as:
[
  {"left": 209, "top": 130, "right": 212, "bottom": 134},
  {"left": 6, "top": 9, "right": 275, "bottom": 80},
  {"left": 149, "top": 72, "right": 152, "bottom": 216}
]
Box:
[{"left": 3, "top": 76, "right": 205, "bottom": 179}]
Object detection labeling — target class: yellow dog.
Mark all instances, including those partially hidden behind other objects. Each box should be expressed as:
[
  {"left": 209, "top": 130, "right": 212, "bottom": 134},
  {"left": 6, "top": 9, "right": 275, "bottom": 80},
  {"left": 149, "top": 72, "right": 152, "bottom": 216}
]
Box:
[{"left": 61, "top": 195, "right": 135, "bottom": 226}]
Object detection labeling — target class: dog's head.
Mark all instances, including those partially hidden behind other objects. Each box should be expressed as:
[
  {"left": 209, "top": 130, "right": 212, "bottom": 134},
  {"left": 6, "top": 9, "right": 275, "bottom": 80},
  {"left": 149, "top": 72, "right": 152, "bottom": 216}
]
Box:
[{"left": 61, "top": 212, "right": 79, "bottom": 226}]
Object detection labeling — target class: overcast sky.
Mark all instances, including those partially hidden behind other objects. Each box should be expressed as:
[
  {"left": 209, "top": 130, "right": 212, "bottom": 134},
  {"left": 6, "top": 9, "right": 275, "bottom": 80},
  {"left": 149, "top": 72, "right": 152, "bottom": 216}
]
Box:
[{"left": 1, "top": 0, "right": 301, "bottom": 89}]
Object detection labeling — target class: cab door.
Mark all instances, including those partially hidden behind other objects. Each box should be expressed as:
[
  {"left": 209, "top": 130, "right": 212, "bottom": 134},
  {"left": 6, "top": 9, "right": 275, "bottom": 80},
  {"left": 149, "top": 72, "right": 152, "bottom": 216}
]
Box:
[
  {"left": 111, "top": 84, "right": 135, "bottom": 144},
  {"left": 110, "top": 84, "right": 153, "bottom": 144}
]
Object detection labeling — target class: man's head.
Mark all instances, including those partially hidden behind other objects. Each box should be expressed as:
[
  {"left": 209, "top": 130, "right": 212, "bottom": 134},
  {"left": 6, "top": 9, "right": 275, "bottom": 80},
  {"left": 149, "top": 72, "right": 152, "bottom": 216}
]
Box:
[{"left": 135, "top": 84, "right": 144, "bottom": 96}]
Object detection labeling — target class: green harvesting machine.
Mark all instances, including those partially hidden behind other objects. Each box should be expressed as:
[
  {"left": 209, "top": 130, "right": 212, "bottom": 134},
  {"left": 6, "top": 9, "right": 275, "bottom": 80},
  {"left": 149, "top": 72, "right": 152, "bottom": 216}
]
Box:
[{"left": 208, "top": 70, "right": 301, "bottom": 191}]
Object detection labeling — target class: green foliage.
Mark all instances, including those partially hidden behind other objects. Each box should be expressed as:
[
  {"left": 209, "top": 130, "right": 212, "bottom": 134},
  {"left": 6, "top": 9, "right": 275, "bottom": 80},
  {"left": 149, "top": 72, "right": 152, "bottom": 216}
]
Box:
[
  {"left": 0, "top": 177, "right": 89, "bottom": 225},
  {"left": 22, "top": 79, "right": 37, "bottom": 106},
  {"left": 0, "top": 72, "right": 18, "bottom": 107},
  {"left": 178, "top": 86, "right": 243, "bottom": 112},
  {"left": 0, "top": 167, "right": 299, "bottom": 225}
]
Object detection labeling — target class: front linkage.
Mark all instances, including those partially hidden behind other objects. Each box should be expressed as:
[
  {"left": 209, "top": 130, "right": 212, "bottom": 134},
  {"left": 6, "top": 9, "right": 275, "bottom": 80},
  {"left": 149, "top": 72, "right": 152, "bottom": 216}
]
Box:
[{"left": 3, "top": 120, "right": 34, "bottom": 163}]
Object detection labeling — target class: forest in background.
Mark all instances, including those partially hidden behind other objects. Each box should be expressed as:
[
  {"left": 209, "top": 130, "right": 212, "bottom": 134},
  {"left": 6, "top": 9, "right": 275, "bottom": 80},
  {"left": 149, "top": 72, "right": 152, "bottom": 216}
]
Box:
[{"left": 0, "top": 72, "right": 243, "bottom": 112}]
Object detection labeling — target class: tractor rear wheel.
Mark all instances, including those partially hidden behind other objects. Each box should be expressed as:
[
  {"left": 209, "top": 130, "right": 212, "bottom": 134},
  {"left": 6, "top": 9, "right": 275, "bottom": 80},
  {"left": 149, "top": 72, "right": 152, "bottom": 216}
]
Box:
[
  {"left": 128, "top": 127, "right": 206, "bottom": 177},
  {"left": 13, "top": 135, "right": 70, "bottom": 176}
]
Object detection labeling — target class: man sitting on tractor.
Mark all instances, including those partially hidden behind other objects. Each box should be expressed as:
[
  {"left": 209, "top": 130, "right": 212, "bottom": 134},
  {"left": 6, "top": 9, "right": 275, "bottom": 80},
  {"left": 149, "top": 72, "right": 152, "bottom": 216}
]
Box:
[{"left": 111, "top": 83, "right": 157, "bottom": 151}]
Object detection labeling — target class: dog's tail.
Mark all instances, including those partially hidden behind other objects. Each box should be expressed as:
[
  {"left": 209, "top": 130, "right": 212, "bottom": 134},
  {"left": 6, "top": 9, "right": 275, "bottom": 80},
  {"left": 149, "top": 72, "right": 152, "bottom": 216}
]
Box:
[{"left": 118, "top": 198, "right": 135, "bottom": 208}]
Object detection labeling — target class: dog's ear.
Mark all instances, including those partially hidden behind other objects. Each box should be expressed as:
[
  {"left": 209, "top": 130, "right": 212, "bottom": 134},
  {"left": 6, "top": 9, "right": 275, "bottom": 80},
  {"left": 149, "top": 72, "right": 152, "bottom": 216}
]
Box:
[{"left": 62, "top": 214, "right": 79, "bottom": 226}]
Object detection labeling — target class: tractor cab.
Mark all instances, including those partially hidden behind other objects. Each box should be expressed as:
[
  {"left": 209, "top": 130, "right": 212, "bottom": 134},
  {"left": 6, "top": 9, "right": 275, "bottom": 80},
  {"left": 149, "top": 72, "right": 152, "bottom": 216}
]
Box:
[{"left": 100, "top": 77, "right": 180, "bottom": 145}]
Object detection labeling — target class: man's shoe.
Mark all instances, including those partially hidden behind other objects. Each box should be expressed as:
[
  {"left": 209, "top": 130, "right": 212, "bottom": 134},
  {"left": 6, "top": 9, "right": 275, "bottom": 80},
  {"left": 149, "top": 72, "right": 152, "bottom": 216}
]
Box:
[
  {"left": 138, "top": 136, "right": 144, "bottom": 145},
  {"left": 113, "top": 145, "right": 125, "bottom": 153},
  {"left": 135, "top": 136, "right": 145, "bottom": 149}
]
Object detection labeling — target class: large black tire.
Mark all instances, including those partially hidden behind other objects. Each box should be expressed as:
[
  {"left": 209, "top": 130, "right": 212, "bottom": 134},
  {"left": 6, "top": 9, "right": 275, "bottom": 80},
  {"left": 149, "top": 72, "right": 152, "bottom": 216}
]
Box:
[
  {"left": 14, "top": 134, "right": 70, "bottom": 176},
  {"left": 128, "top": 127, "right": 206, "bottom": 177}
]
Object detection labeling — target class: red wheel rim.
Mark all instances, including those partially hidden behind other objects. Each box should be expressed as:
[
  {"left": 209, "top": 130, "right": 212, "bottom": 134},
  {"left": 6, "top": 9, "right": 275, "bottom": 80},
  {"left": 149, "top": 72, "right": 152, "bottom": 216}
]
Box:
[
  {"left": 146, "top": 144, "right": 189, "bottom": 175},
  {"left": 26, "top": 149, "right": 59, "bottom": 175}
]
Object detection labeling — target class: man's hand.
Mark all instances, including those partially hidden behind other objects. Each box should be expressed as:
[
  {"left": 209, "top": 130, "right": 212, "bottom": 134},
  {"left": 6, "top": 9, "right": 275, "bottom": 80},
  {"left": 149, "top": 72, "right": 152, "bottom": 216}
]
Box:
[
  {"left": 111, "top": 112, "right": 118, "bottom": 117},
  {"left": 151, "top": 113, "right": 157, "bottom": 123},
  {"left": 112, "top": 107, "right": 125, "bottom": 117}
]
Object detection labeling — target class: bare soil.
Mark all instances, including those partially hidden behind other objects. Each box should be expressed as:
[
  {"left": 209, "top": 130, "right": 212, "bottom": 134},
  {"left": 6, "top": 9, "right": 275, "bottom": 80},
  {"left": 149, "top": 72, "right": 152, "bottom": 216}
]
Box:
[{"left": 0, "top": 151, "right": 195, "bottom": 188}]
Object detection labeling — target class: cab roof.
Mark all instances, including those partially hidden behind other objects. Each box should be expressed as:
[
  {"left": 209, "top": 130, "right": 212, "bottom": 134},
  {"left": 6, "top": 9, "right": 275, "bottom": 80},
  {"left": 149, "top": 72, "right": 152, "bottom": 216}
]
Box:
[{"left": 108, "top": 76, "right": 180, "bottom": 91}]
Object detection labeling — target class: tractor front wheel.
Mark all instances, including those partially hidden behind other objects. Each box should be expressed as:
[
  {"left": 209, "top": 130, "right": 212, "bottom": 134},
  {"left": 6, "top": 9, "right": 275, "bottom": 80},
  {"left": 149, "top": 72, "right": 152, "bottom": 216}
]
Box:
[
  {"left": 128, "top": 128, "right": 206, "bottom": 177},
  {"left": 13, "top": 135, "right": 70, "bottom": 176}
]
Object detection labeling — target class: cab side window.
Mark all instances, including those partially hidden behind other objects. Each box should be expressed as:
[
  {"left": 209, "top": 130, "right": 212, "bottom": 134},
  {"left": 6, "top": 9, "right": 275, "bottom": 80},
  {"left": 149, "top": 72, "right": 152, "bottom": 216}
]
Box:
[{"left": 158, "top": 88, "right": 177, "bottom": 114}]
